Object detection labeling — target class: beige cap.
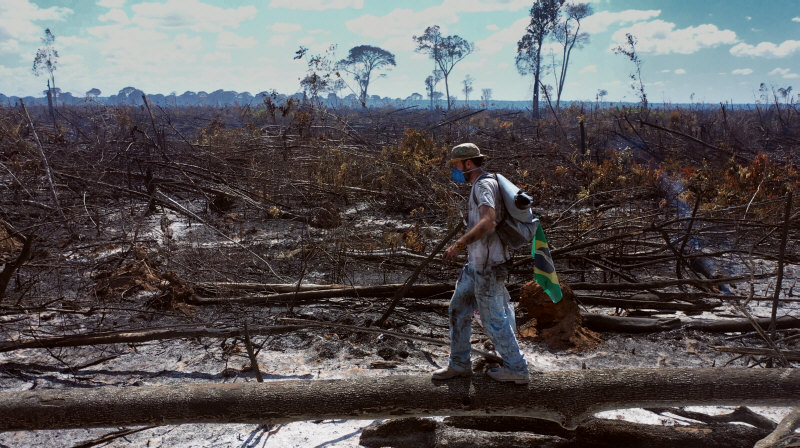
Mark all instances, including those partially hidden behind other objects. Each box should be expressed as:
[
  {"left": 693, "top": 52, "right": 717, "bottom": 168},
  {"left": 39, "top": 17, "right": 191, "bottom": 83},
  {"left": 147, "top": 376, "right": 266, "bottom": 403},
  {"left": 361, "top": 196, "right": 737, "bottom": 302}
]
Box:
[{"left": 449, "top": 143, "right": 486, "bottom": 165}]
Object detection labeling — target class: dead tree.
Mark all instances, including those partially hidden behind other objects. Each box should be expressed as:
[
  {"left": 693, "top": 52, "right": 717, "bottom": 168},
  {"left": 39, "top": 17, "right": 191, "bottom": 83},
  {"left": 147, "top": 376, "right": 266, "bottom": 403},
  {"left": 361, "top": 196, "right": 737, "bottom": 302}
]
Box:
[
  {"left": 361, "top": 414, "right": 773, "bottom": 448},
  {"left": 0, "top": 368, "right": 797, "bottom": 431}
]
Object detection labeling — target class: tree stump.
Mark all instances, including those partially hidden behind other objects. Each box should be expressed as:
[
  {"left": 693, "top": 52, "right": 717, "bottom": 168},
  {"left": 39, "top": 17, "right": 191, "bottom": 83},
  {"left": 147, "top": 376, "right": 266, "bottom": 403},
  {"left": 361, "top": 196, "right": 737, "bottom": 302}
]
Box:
[{"left": 517, "top": 281, "right": 601, "bottom": 351}]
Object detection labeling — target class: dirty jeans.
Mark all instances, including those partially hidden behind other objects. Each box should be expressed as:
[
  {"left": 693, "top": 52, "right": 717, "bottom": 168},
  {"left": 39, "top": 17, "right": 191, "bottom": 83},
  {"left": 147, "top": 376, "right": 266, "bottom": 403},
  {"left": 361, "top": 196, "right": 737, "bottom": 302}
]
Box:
[{"left": 448, "top": 263, "right": 527, "bottom": 373}]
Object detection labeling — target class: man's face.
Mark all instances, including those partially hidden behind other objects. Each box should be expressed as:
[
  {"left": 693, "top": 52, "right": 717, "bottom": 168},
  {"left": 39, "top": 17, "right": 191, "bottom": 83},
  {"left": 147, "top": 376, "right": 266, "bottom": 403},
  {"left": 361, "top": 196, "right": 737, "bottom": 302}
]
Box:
[{"left": 453, "top": 160, "right": 467, "bottom": 172}]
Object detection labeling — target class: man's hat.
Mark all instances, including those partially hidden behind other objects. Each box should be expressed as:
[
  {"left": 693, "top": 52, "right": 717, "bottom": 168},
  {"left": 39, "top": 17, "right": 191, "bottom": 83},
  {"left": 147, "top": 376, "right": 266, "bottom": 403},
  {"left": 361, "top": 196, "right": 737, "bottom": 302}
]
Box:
[{"left": 449, "top": 143, "right": 486, "bottom": 165}]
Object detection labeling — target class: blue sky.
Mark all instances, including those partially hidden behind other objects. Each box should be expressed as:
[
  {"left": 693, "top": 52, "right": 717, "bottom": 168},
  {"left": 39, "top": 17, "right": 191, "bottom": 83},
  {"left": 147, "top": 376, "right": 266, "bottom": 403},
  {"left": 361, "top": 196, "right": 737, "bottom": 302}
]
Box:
[{"left": 1, "top": 0, "right": 798, "bottom": 103}]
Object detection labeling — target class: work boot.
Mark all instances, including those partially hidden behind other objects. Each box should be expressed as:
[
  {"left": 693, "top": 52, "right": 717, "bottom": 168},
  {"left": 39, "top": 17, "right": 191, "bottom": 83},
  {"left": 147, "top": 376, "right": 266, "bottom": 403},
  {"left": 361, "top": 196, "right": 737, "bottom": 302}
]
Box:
[
  {"left": 431, "top": 365, "right": 471, "bottom": 380},
  {"left": 487, "top": 366, "right": 530, "bottom": 384}
]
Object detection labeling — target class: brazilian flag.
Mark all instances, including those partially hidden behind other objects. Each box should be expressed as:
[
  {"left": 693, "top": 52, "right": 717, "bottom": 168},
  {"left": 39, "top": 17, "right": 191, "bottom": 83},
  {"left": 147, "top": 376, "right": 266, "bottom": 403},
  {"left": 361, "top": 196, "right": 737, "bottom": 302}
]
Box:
[{"left": 532, "top": 224, "right": 562, "bottom": 303}]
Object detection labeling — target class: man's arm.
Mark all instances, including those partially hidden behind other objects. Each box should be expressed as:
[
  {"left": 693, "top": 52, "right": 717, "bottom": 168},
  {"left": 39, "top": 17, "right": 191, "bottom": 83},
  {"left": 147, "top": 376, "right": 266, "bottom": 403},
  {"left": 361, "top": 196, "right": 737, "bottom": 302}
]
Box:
[{"left": 444, "top": 205, "right": 495, "bottom": 260}]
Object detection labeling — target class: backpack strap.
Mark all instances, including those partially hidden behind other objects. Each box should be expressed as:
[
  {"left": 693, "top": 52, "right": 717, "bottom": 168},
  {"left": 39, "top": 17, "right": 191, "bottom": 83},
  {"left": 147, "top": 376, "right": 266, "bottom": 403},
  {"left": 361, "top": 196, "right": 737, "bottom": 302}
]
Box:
[
  {"left": 470, "top": 173, "right": 504, "bottom": 225},
  {"left": 470, "top": 172, "right": 495, "bottom": 207}
]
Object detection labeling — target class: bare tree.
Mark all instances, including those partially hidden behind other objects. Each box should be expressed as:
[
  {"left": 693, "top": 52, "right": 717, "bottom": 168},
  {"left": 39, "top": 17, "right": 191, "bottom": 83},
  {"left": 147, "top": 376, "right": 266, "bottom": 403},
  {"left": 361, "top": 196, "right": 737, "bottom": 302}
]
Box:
[
  {"left": 32, "top": 28, "right": 59, "bottom": 113},
  {"left": 337, "top": 45, "right": 396, "bottom": 107},
  {"left": 614, "top": 33, "right": 647, "bottom": 110},
  {"left": 777, "top": 85, "right": 793, "bottom": 103},
  {"left": 480, "top": 88, "right": 492, "bottom": 108},
  {"left": 413, "top": 25, "right": 474, "bottom": 110},
  {"left": 595, "top": 89, "right": 607, "bottom": 103},
  {"left": 462, "top": 75, "right": 474, "bottom": 107},
  {"left": 424, "top": 70, "right": 443, "bottom": 109},
  {"left": 553, "top": 2, "right": 592, "bottom": 109},
  {"left": 432, "top": 91, "right": 444, "bottom": 108},
  {"left": 295, "top": 44, "right": 340, "bottom": 105},
  {"left": 516, "top": 0, "right": 563, "bottom": 118}
]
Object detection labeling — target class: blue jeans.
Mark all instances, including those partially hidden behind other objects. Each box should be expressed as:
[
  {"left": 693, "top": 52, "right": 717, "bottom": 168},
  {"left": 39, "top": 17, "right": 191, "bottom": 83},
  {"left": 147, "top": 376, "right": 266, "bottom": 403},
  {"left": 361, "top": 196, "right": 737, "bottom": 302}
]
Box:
[{"left": 448, "top": 263, "right": 527, "bottom": 373}]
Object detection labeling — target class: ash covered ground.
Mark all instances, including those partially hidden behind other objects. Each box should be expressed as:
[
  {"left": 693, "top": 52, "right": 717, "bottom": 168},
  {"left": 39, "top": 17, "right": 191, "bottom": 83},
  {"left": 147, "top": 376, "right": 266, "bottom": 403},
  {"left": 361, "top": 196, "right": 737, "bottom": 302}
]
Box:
[{"left": 0, "top": 205, "right": 797, "bottom": 448}]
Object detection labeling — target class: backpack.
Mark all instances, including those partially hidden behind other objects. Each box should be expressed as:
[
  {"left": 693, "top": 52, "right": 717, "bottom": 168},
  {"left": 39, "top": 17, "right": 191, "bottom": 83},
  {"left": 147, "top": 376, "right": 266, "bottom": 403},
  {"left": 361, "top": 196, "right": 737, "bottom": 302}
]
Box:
[
  {"left": 472, "top": 173, "right": 539, "bottom": 250},
  {"left": 472, "top": 173, "right": 562, "bottom": 303}
]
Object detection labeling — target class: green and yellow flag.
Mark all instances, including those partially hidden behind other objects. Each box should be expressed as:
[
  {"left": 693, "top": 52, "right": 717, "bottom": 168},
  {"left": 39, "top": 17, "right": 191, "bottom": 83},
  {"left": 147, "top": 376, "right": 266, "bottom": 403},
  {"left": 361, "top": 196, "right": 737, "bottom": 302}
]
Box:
[{"left": 532, "top": 224, "right": 562, "bottom": 303}]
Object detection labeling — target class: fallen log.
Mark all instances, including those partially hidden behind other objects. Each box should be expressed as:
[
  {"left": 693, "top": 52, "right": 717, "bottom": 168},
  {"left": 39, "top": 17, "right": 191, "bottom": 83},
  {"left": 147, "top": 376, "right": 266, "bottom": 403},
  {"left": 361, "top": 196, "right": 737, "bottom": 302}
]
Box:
[
  {"left": 754, "top": 408, "right": 800, "bottom": 448},
  {"left": 0, "top": 325, "right": 302, "bottom": 353},
  {"left": 654, "top": 291, "right": 800, "bottom": 303},
  {"left": 361, "top": 417, "right": 567, "bottom": 448},
  {"left": 685, "top": 316, "right": 800, "bottom": 333},
  {"left": 189, "top": 283, "right": 454, "bottom": 305},
  {"left": 577, "top": 295, "right": 718, "bottom": 312},
  {"left": 192, "top": 282, "right": 358, "bottom": 295},
  {"left": 569, "top": 273, "right": 773, "bottom": 291},
  {"left": 0, "top": 319, "right": 499, "bottom": 363},
  {"left": 711, "top": 346, "right": 800, "bottom": 361},
  {"left": 360, "top": 415, "right": 773, "bottom": 448},
  {"left": 192, "top": 282, "right": 799, "bottom": 303},
  {"left": 0, "top": 368, "right": 797, "bottom": 431},
  {"left": 581, "top": 314, "right": 800, "bottom": 334},
  {"left": 647, "top": 406, "right": 777, "bottom": 430},
  {"left": 582, "top": 314, "right": 682, "bottom": 333}
]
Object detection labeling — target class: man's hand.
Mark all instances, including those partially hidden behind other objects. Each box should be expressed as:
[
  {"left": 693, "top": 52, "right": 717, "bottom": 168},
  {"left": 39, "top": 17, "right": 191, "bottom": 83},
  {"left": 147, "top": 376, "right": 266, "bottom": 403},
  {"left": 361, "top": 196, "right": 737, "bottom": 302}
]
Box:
[
  {"left": 444, "top": 206, "right": 495, "bottom": 261},
  {"left": 444, "top": 244, "right": 461, "bottom": 260}
]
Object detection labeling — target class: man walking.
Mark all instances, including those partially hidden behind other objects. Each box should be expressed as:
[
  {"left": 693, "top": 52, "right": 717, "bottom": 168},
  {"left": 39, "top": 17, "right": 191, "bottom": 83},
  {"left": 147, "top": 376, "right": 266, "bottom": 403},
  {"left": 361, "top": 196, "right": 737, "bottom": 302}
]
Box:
[{"left": 432, "top": 143, "right": 529, "bottom": 384}]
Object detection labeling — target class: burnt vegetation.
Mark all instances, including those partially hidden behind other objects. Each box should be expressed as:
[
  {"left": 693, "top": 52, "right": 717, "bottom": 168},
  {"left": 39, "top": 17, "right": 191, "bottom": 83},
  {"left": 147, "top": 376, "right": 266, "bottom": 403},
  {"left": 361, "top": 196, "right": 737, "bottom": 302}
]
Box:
[{"left": 0, "top": 97, "right": 799, "bottom": 446}]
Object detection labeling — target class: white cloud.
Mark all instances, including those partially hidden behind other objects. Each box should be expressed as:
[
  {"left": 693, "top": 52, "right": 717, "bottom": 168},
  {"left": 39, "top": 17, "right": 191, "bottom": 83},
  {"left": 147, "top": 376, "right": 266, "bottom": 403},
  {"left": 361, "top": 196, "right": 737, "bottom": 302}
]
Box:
[
  {"left": 380, "top": 36, "right": 417, "bottom": 54},
  {"left": 0, "top": 0, "right": 72, "bottom": 52},
  {"left": 730, "top": 40, "right": 800, "bottom": 58},
  {"left": 345, "top": 7, "right": 455, "bottom": 40},
  {"left": 268, "top": 22, "right": 302, "bottom": 33},
  {"left": 217, "top": 31, "right": 257, "bottom": 50},
  {"left": 769, "top": 67, "right": 799, "bottom": 79},
  {"left": 661, "top": 69, "right": 671, "bottom": 73},
  {"left": 731, "top": 68, "right": 753, "bottom": 75},
  {"left": 269, "top": 0, "right": 363, "bottom": 10},
  {"left": 674, "top": 68, "right": 686, "bottom": 75},
  {"left": 266, "top": 34, "right": 292, "bottom": 47},
  {"left": 611, "top": 20, "right": 737, "bottom": 55},
  {"left": 59, "top": 35, "right": 91, "bottom": 47},
  {"left": 460, "top": 57, "right": 488, "bottom": 71},
  {"left": 131, "top": 0, "right": 257, "bottom": 32},
  {"left": 97, "top": 0, "right": 126, "bottom": 8},
  {"left": 579, "top": 65, "right": 597, "bottom": 74},
  {"left": 440, "top": 0, "right": 530, "bottom": 13},
  {"left": 582, "top": 9, "right": 661, "bottom": 34},
  {"left": 99, "top": 9, "right": 129, "bottom": 24},
  {"left": 86, "top": 25, "right": 202, "bottom": 80},
  {"left": 486, "top": 24, "right": 499, "bottom": 31},
  {"left": 475, "top": 16, "right": 528, "bottom": 54},
  {"left": 792, "top": 17, "right": 800, "bottom": 23},
  {"left": 203, "top": 52, "right": 232, "bottom": 64},
  {"left": 745, "top": 16, "right": 752, "bottom": 21},
  {"left": 345, "top": 0, "right": 524, "bottom": 43},
  {"left": 297, "top": 35, "right": 315, "bottom": 47}
]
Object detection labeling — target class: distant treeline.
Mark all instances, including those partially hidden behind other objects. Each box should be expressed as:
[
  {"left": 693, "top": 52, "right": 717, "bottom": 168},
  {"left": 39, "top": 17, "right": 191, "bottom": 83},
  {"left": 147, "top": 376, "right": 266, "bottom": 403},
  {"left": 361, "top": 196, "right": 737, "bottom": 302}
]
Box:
[
  {"left": 0, "top": 86, "right": 755, "bottom": 110},
  {"left": 0, "top": 86, "right": 528, "bottom": 109}
]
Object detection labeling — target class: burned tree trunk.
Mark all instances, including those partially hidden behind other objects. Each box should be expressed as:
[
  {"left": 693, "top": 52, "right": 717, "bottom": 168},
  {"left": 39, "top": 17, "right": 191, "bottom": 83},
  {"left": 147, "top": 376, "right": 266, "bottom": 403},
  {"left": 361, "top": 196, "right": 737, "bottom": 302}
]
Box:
[
  {"left": 0, "top": 368, "right": 797, "bottom": 431},
  {"left": 361, "top": 415, "right": 773, "bottom": 448}
]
